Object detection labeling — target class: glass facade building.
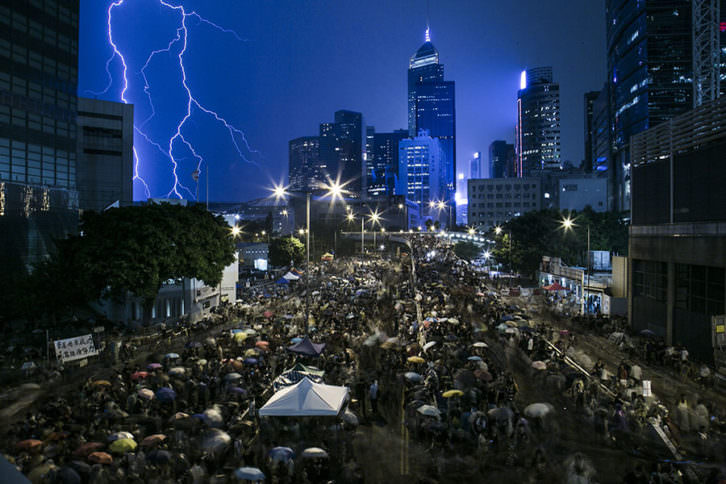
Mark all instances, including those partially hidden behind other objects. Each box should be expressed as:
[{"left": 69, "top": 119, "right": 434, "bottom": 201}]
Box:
[
  {"left": 396, "top": 129, "right": 446, "bottom": 218},
  {"left": 365, "top": 126, "right": 407, "bottom": 199},
  {"left": 288, "top": 136, "right": 322, "bottom": 192},
  {"left": 606, "top": 0, "right": 693, "bottom": 211},
  {"left": 0, "top": 0, "right": 80, "bottom": 274},
  {"left": 488, "top": 140, "right": 514, "bottom": 179}
]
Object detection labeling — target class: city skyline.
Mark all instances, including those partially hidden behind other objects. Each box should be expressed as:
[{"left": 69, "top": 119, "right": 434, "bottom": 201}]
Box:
[{"left": 78, "top": 0, "right": 606, "bottom": 201}]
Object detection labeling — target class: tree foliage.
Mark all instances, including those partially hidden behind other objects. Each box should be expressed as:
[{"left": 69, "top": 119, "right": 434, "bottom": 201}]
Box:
[
  {"left": 453, "top": 241, "right": 481, "bottom": 261},
  {"left": 492, "top": 208, "right": 629, "bottom": 278},
  {"left": 268, "top": 236, "right": 305, "bottom": 267}
]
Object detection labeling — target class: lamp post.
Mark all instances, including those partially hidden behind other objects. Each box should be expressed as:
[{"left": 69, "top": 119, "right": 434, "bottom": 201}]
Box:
[{"left": 561, "top": 216, "right": 590, "bottom": 316}]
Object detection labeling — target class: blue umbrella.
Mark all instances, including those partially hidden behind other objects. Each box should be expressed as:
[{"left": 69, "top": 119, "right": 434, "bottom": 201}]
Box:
[
  {"left": 164, "top": 353, "right": 180, "bottom": 359},
  {"left": 268, "top": 446, "right": 294, "bottom": 462},
  {"left": 244, "top": 358, "right": 258, "bottom": 365},
  {"left": 467, "top": 356, "right": 482, "bottom": 362},
  {"left": 501, "top": 315, "right": 514, "bottom": 321},
  {"left": 234, "top": 467, "right": 265, "bottom": 481},
  {"left": 227, "top": 386, "right": 247, "bottom": 395},
  {"left": 290, "top": 337, "right": 303, "bottom": 344},
  {"left": 185, "top": 341, "right": 202, "bottom": 348},
  {"left": 404, "top": 372, "right": 423, "bottom": 382},
  {"left": 155, "top": 387, "right": 176, "bottom": 402}
]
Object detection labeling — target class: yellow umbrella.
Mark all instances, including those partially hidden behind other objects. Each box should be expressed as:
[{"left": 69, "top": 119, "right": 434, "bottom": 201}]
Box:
[
  {"left": 92, "top": 380, "right": 111, "bottom": 387},
  {"left": 233, "top": 332, "right": 247, "bottom": 342},
  {"left": 442, "top": 390, "right": 464, "bottom": 398},
  {"left": 109, "top": 438, "right": 137, "bottom": 454},
  {"left": 407, "top": 356, "right": 425, "bottom": 364},
  {"left": 244, "top": 349, "right": 258, "bottom": 358}
]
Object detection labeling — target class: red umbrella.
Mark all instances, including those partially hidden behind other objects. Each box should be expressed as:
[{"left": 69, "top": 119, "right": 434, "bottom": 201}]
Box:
[
  {"left": 88, "top": 452, "right": 113, "bottom": 465},
  {"left": 263, "top": 310, "right": 274, "bottom": 318},
  {"left": 16, "top": 439, "right": 43, "bottom": 451},
  {"left": 140, "top": 434, "right": 166, "bottom": 447},
  {"left": 46, "top": 431, "right": 70, "bottom": 441},
  {"left": 74, "top": 442, "right": 105, "bottom": 457},
  {"left": 131, "top": 371, "right": 149, "bottom": 380},
  {"left": 255, "top": 341, "right": 269, "bottom": 351},
  {"left": 543, "top": 282, "right": 567, "bottom": 291}
]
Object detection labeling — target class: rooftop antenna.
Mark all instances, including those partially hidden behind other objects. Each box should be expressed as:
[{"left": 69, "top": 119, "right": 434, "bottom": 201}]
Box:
[{"left": 425, "top": 0, "right": 431, "bottom": 42}]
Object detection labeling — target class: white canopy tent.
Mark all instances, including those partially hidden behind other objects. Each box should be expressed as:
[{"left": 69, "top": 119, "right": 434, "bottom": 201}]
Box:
[
  {"left": 259, "top": 377, "right": 348, "bottom": 417},
  {"left": 283, "top": 272, "right": 300, "bottom": 281}
]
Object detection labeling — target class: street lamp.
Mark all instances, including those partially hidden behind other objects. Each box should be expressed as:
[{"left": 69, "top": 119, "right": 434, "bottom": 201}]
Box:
[
  {"left": 560, "top": 215, "right": 590, "bottom": 316},
  {"left": 231, "top": 225, "right": 241, "bottom": 238}
]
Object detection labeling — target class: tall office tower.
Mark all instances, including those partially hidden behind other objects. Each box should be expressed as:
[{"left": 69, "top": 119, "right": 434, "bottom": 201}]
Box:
[
  {"left": 365, "top": 128, "right": 407, "bottom": 198},
  {"left": 584, "top": 91, "right": 600, "bottom": 172},
  {"left": 396, "top": 129, "right": 446, "bottom": 218},
  {"left": 591, "top": 84, "right": 611, "bottom": 174},
  {"left": 408, "top": 28, "right": 456, "bottom": 200},
  {"left": 318, "top": 122, "right": 336, "bottom": 184},
  {"left": 515, "top": 67, "right": 561, "bottom": 177},
  {"left": 365, "top": 126, "right": 375, "bottom": 198},
  {"left": 606, "top": 0, "right": 693, "bottom": 211},
  {"left": 469, "top": 152, "right": 482, "bottom": 179},
  {"left": 76, "top": 98, "right": 133, "bottom": 212},
  {"left": 488, "top": 140, "right": 514, "bottom": 179},
  {"left": 288, "top": 136, "right": 321, "bottom": 192},
  {"left": 0, "top": 0, "right": 80, "bottom": 275},
  {"left": 333, "top": 110, "right": 364, "bottom": 197}
]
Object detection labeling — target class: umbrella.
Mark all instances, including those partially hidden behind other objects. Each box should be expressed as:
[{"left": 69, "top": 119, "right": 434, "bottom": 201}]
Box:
[
  {"left": 640, "top": 329, "right": 656, "bottom": 338},
  {"left": 290, "top": 337, "right": 303, "bottom": 344},
  {"left": 155, "top": 387, "right": 177, "bottom": 402},
  {"left": 243, "top": 328, "right": 257, "bottom": 336},
  {"left": 234, "top": 467, "right": 265, "bottom": 481},
  {"left": 109, "top": 438, "right": 137, "bottom": 453},
  {"left": 244, "top": 358, "right": 258, "bottom": 365},
  {"left": 147, "top": 363, "right": 162, "bottom": 370},
  {"left": 417, "top": 405, "right": 441, "bottom": 417},
  {"left": 205, "top": 337, "right": 217, "bottom": 346},
  {"left": 140, "top": 434, "right": 166, "bottom": 447},
  {"left": 27, "top": 462, "right": 57, "bottom": 482},
  {"left": 407, "top": 356, "right": 425, "bottom": 364},
  {"left": 185, "top": 341, "right": 202, "bottom": 348},
  {"left": 224, "top": 372, "right": 243, "bottom": 382},
  {"left": 467, "top": 356, "right": 482, "bottom": 362},
  {"left": 164, "top": 353, "right": 180, "bottom": 359},
  {"left": 228, "top": 386, "right": 247, "bottom": 396},
  {"left": 73, "top": 442, "right": 104, "bottom": 457},
  {"left": 16, "top": 439, "right": 43, "bottom": 450},
  {"left": 88, "top": 452, "right": 113, "bottom": 464},
  {"left": 488, "top": 407, "right": 514, "bottom": 421},
  {"left": 203, "top": 408, "right": 224, "bottom": 427},
  {"left": 169, "top": 412, "right": 190, "bottom": 422},
  {"left": 107, "top": 431, "right": 134, "bottom": 442},
  {"left": 92, "top": 380, "right": 111, "bottom": 387},
  {"left": 269, "top": 446, "right": 294, "bottom": 462},
  {"left": 472, "top": 342, "right": 488, "bottom": 348},
  {"left": 501, "top": 315, "right": 514, "bottom": 321},
  {"left": 447, "top": 318, "right": 460, "bottom": 325},
  {"left": 342, "top": 409, "right": 359, "bottom": 426},
  {"left": 505, "top": 328, "right": 518, "bottom": 334},
  {"left": 201, "top": 429, "right": 231, "bottom": 453},
  {"left": 233, "top": 332, "right": 248, "bottom": 342},
  {"left": 404, "top": 372, "right": 423, "bottom": 382},
  {"left": 168, "top": 367, "right": 186, "bottom": 376},
  {"left": 68, "top": 460, "right": 91, "bottom": 476},
  {"left": 524, "top": 403, "right": 555, "bottom": 418},
  {"left": 131, "top": 371, "right": 149, "bottom": 380},
  {"left": 301, "top": 447, "right": 329, "bottom": 459},
  {"left": 147, "top": 449, "right": 172, "bottom": 465},
  {"left": 442, "top": 389, "right": 464, "bottom": 398},
  {"left": 244, "top": 349, "right": 259, "bottom": 358},
  {"left": 255, "top": 341, "right": 270, "bottom": 350},
  {"left": 138, "top": 388, "right": 155, "bottom": 400},
  {"left": 422, "top": 341, "right": 437, "bottom": 352},
  {"left": 531, "top": 361, "right": 547, "bottom": 371}
]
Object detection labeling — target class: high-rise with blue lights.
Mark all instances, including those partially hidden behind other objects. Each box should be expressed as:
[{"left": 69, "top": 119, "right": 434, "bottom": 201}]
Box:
[
  {"left": 396, "top": 129, "right": 446, "bottom": 220},
  {"left": 0, "top": 0, "right": 80, "bottom": 274},
  {"left": 408, "top": 28, "right": 456, "bottom": 207},
  {"left": 488, "top": 141, "right": 514, "bottom": 179},
  {"left": 288, "top": 136, "right": 322, "bottom": 192},
  {"left": 313, "top": 111, "right": 364, "bottom": 197},
  {"left": 605, "top": 0, "right": 693, "bottom": 211},
  {"left": 365, "top": 126, "right": 407, "bottom": 199},
  {"left": 515, "top": 67, "right": 561, "bottom": 177}
]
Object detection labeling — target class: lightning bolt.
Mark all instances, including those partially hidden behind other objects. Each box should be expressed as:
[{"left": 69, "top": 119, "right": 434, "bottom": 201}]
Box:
[{"left": 94, "top": 0, "right": 258, "bottom": 200}]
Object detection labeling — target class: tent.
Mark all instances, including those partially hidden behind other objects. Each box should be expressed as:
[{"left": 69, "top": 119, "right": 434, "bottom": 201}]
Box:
[
  {"left": 275, "top": 278, "right": 290, "bottom": 285},
  {"left": 543, "top": 282, "right": 567, "bottom": 291},
  {"left": 321, "top": 252, "right": 334, "bottom": 261},
  {"left": 259, "top": 377, "right": 348, "bottom": 417},
  {"left": 287, "top": 336, "right": 325, "bottom": 356},
  {"left": 272, "top": 363, "right": 325, "bottom": 391},
  {"left": 283, "top": 272, "right": 300, "bottom": 281}
]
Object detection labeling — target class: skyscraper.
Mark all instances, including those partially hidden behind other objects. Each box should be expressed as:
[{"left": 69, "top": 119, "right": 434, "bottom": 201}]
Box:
[
  {"left": 365, "top": 126, "right": 407, "bottom": 198},
  {"left": 488, "top": 141, "right": 515, "bottom": 179},
  {"left": 396, "top": 129, "right": 446, "bottom": 219},
  {"left": 591, "top": 84, "right": 611, "bottom": 175},
  {"left": 515, "top": 67, "right": 561, "bottom": 177},
  {"left": 408, "top": 28, "right": 456, "bottom": 201},
  {"left": 76, "top": 98, "right": 134, "bottom": 212},
  {"left": 333, "top": 110, "right": 364, "bottom": 196},
  {"left": 469, "top": 152, "right": 482, "bottom": 180},
  {"left": 0, "top": 0, "right": 80, "bottom": 274},
  {"left": 606, "top": 0, "right": 693, "bottom": 211},
  {"left": 584, "top": 91, "right": 600, "bottom": 173},
  {"left": 288, "top": 136, "right": 321, "bottom": 192}
]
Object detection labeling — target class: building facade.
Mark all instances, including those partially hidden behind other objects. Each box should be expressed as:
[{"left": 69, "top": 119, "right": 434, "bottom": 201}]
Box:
[
  {"left": 488, "top": 140, "right": 514, "bottom": 179},
  {"left": 408, "top": 29, "right": 456, "bottom": 202},
  {"left": 629, "top": 96, "right": 726, "bottom": 362},
  {"left": 396, "top": 129, "right": 446, "bottom": 221},
  {"left": 288, "top": 136, "right": 321, "bottom": 192},
  {"left": 606, "top": 0, "right": 693, "bottom": 211},
  {"left": 0, "top": 0, "right": 80, "bottom": 274},
  {"left": 76, "top": 98, "right": 133, "bottom": 213},
  {"left": 365, "top": 127, "right": 407, "bottom": 199},
  {"left": 515, "top": 67, "right": 561, "bottom": 176},
  {"left": 591, "top": 84, "right": 611, "bottom": 175},
  {"left": 558, "top": 175, "right": 608, "bottom": 213},
  {"left": 467, "top": 177, "right": 541, "bottom": 229},
  {"left": 584, "top": 91, "right": 600, "bottom": 173}
]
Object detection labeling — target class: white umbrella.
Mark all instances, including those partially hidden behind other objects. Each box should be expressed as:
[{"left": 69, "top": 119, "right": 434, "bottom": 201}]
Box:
[
  {"left": 342, "top": 409, "right": 359, "bottom": 426},
  {"left": 234, "top": 466, "right": 265, "bottom": 481},
  {"left": 524, "top": 403, "right": 554, "bottom": 418},
  {"left": 531, "top": 361, "right": 547, "bottom": 371},
  {"left": 416, "top": 405, "right": 441, "bottom": 417},
  {"left": 422, "top": 341, "right": 437, "bottom": 352},
  {"left": 107, "top": 431, "right": 134, "bottom": 442},
  {"left": 472, "top": 342, "right": 488, "bottom": 348},
  {"left": 168, "top": 367, "right": 186, "bottom": 376},
  {"left": 301, "top": 447, "right": 329, "bottom": 459}
]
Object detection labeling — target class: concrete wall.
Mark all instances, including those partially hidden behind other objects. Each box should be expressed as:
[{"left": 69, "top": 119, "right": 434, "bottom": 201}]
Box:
[{"left": 611, "top": 255, "right": 628, "bottom": 298}]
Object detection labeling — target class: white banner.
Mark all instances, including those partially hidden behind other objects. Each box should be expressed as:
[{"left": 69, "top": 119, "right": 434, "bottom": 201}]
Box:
[
  {"left": 54, "top": 334, "right": 99, "bottom": 363},
  {"left": 642, "top": 380, "right": 652, "bottom": 397}
]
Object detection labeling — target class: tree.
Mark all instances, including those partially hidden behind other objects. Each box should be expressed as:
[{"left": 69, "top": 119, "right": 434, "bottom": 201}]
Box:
[
  {"left": 453, "top": 241, "right": 481, "bottom": 261},
  {"left": 425, "top": 219, "right": 433, "bottom": 232},
  {"left": 269, "top": 236, "right": 305, "bottom": 267},
  {"left": 67, "top": 203, "right": 235, "bottom": 318}
]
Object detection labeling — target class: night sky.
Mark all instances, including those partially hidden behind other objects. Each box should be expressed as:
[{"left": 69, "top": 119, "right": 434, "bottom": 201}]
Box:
[{"left": 78, "top": 0, "right": 605, "bottom": 202}]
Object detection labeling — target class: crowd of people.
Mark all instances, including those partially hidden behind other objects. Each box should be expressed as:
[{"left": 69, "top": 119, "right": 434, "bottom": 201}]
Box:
[{"left": 2, "top": 234, "right": 725, "bottom": 483}]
